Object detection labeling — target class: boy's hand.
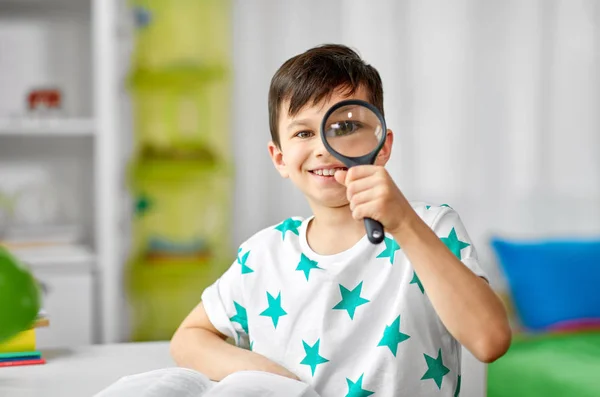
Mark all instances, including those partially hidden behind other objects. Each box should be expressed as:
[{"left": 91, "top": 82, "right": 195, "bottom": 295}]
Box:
[{"left": 334, "top": 165, "right": 414, "bottom": 235}]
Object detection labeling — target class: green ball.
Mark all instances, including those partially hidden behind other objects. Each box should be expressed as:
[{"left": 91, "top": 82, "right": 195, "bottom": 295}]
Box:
[{"left": 0, "top": 247, "right": 40, "bottom": 342}]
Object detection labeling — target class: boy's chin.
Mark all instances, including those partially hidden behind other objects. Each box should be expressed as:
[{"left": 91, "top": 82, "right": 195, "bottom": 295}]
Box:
[{"left": 311, "top": 195, "right": 350, "bottom": 210}]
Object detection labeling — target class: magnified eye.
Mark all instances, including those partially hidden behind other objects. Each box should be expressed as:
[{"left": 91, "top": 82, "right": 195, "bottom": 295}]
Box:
[{"left": 327, "top": 120, "right": 362, "bottom": 137}]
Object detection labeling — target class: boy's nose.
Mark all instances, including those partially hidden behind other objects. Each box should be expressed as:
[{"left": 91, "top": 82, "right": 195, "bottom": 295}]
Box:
[{"left": 314, "top": 138, "right": 330, "bottom": 158}]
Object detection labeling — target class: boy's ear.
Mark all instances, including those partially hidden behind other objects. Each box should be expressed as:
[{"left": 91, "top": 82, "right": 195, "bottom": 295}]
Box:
[
  {"left": 375, "top": 129, "right": 394, "bottom": 166},
  {"left": 268, "top": 141, "right": 289, "bottom": 178}
]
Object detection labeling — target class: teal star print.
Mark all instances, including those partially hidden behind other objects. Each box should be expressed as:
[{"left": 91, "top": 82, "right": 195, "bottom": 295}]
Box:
[
  {"left": 440, "top": 227, "right": 470, "bottom": 259},
  {"left": 229, "top": 301, "right": 248, "bottom": 334},
  {"left": 377, "top": 315, "right": 411, "bottom": 356},
  {"left": 425, "top": 205, "right": 431, "bottom": 210},
  {"left": 455, "top": 375, "right": 461, "bottom": 397},
  {"left": 376, "top": 236, "right": 401, "bottom": 264},
  {"left": 421, "top": 349, "right": 450, "bottom": 389},
  {"left": 249, "top": 341, "right": 254, "bottom": 351},
  {"left": 296, "top": 253, "right": 323, "bottom": 281},
  {"left": 345, "top": 373, "right": 374, "bottom": 397},
  {"left": 237, "top": 248, "right": 254, "bottom": 274},
  {"left": 410, "top": 271, "right": 424, "bottom": 294},
  {"left": 441, "top": 203, "right": 452, "bottom": 208},
  {"left": 259, "top": 291, "right": 287, "bottom": 328},
  {"left": 275, "top": 217, "right": 302, "bottom": 240},
  {"left": 135, "top": 194, "right": 152, "bottom": 216},
  {"left": 333, "top": 281, "right": 370, "bottom": 320},
  {"left": 300, "top": 339, "right": 329, "bottom": 376}
]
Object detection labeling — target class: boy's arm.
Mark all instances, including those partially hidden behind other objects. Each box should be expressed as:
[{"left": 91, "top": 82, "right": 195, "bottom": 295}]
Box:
[
  {"left": 170, "top": 302, "right": 300, "bottom": 381},
  {"left": 337, "top": 165, "right": 511, "bottom": 363},
  {"left": 390, "top": 212, "right": 511, "bottom": 363}
]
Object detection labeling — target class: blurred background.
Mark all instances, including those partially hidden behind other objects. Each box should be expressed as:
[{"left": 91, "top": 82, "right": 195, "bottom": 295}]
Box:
[{"left": 0, "top": 0, "right": 599, "bottom": 395}]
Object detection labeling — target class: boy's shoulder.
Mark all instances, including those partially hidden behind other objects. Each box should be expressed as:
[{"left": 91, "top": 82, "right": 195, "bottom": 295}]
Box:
[
  {"left": 239, "top": 216, "right": 307, "bottom": 251},
  {"left": 410, "top": 201, "right": 457, "bottom": 225}
]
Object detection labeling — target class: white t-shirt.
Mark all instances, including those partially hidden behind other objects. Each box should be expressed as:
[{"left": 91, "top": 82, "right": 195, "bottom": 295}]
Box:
[{"left": 202, "top": 203, "right": 487, "bottom": 396}]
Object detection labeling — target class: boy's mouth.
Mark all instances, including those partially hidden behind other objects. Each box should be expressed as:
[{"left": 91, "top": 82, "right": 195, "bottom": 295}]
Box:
[{"left": 309, "top": 167, "right": 347, "bottom": 177}]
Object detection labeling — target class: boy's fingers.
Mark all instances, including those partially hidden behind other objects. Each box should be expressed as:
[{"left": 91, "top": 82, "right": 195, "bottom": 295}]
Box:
[
  {"left": 349, "top": 189, "right": 377, "bottom": 208},
  {"left": 334, "top": 169, "right": 348, "bottom": 185},
  {"left": 346, "top": 177, "right": 376, "bottom": 198},
  {"left": 346, "top": 165, "right": 378, "bottom": 182}
]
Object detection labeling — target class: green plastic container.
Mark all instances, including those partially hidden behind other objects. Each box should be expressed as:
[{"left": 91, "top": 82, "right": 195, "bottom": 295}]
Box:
[
  {"left": 126, "top": 0, "right": 234, "bottom": 342},
  {"left": 126, "top": 254, "right": 230, "bottom": 341},
  {"left": 128, "top": 157, "right": 232, "bottom": 260},
  {"left": 126, "top": 158, "right": 233, "bottom": 341},
  {"left": 130, "top": 0, "right": 231, "bottom": 71},
  {"left": 130, "top": 69, "right": 231, "bottom": 162}
]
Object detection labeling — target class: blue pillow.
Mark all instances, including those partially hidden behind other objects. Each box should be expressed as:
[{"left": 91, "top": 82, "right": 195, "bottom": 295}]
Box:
[{"left": 491, "top": 237, "right": 600, "bottom": 332}]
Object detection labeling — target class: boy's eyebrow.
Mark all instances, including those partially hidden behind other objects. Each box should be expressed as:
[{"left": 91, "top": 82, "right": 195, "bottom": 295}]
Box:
[{"left": 286, "top": 119, "right": 314, "bottom": 130}]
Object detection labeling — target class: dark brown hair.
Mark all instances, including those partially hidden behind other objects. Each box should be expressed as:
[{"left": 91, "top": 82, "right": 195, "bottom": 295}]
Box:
[{"left": 268, "top": 44, "right": 384, "bottom": 147}]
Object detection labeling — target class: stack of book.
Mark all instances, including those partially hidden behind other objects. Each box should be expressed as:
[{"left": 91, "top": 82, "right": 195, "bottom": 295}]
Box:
[{"left": 0, "top": 310, "right": 48, "bottom": 367}]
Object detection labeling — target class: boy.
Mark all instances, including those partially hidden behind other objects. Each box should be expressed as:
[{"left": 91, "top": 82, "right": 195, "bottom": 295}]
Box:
[{"left": 171, "top": 44, "right": 511, "bottom": 396}]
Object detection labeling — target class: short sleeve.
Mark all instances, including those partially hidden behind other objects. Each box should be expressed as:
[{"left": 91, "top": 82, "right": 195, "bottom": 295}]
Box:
[
  {"left": 430, "top": 206, "right": 488, "bottom": 281},
  {"left": 201, "top": 245, "right": 251, "bottom": 348}
]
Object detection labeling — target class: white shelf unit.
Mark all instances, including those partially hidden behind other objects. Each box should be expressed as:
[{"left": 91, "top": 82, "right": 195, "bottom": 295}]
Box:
[
  {"left": 0, "top": 0, "right": 123, "bottom": 346},
  {"left": 0, "top": 118, "right": 96, "bottom": 136}
]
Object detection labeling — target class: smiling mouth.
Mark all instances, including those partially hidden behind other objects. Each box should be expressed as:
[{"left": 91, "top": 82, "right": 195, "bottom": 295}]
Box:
[{"left": 309, "top": 167, "right": 347, "bottom": 176}]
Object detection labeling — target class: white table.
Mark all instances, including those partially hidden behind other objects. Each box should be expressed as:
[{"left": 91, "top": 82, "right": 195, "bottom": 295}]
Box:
[
  {"left": 0, "top": 342, "right": 486, "bottom": 397},
  {"left": 0, "top": 342, "right": 174, "bottom": 397}
]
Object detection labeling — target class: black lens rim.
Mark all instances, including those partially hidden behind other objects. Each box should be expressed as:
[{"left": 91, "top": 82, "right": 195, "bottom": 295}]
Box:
[{"left": 320, "top": 99, "right": 387, "bottom": 167}]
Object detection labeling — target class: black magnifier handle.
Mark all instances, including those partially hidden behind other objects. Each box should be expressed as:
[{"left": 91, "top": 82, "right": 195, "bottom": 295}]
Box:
[{"left": 365, "top": 217, "right": 384, "bottom": 244}]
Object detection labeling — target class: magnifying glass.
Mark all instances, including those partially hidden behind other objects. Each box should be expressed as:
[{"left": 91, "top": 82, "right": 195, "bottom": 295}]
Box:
[{"left": 320, "top": 99, "right": 387, "bottom": 244}]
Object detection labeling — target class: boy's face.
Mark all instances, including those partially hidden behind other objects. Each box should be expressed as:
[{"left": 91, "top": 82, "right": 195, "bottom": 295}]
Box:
[{"left": 268, "top": 86, "right": 393, "bottom": 210}]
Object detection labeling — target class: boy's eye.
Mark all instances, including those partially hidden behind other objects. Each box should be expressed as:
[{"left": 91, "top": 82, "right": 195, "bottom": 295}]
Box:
[
  {"left": 326, "top": 120, "right": 363, "bottom": 137},
  {"left": 295, "top": 130, "right": 314, "bottom": 139}
]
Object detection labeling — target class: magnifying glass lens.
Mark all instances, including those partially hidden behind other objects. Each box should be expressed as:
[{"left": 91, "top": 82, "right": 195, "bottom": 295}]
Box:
[{"left": 323, "top": 105, "right": 383, "bottom": 158}]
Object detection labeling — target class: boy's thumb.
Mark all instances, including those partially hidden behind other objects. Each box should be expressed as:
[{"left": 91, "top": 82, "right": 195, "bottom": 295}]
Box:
[{"left": 334, "top": 169, "right": 347, "bottom": 185}]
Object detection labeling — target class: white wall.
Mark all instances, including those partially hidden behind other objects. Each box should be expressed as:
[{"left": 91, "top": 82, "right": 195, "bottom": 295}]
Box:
[{"left": 231, "top": 0, "right": 600, "bottom": 289}]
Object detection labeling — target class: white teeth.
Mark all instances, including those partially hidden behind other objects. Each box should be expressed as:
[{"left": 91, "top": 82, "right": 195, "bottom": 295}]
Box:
[{"left": 313, "top": 168, "right": 344, "bottom": 176}]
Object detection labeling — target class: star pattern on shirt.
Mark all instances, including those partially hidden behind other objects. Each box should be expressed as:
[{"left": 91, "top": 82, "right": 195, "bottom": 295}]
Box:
[
  {"left": 296, "top": 253, "right": 323, "bottom": 281},
  {"left": 237, "top": 248, "right": 254, "bottom": 274},
  {"left": 275, "top": 217, "right": 302, "bottom": 240},
  {"left": 440, "top": 203, "right": 452, "bottom": 209},
  {"left": 421, "top": 348, "right": 450, "bottom": 390},
  {"left": 425, "top": 205, "right": 431, "bottom": 210},
  {"left": 440, "top": 227, "right": 470, "bottom": 259},
  {"left": 410, "top": 271, "right": 424, "bottom": 294},
  {"left": 377, "top": 315, "right": 411, "bottom": 356},
  {"left": 218, "top": 215, "right": 469, "bottom": 393},
  {"left": 345, "top": 373, "right": 375, "bottom": 397},
  {"left": 229, "top": 301, "right": 248, "bottom": 334},
  {"left": 333, "top": 281, "right": 370, "bottom": 320},
  {"left": 259, "top": 291, "right": 287, "bottom": 328},
  {"left": 376, "top": 236, "right": 401, "bottom": 264},
  {"left": 300, "top": 339, "right": 329, "bottom": 376},
  {"left": 454, "top": 375, "right": 461, "bottom": 397}
]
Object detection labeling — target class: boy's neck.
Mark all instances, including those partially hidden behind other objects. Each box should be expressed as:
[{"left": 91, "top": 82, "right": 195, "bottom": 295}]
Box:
[{"left": 306, "top": 204, "right": 366, "bottom": 255}]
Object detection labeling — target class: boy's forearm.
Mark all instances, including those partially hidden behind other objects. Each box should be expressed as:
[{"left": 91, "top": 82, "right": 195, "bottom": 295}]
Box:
[
  {"left": 391, "top": 213, "right": 511, "bottom": 363},
  {"left": 170, "top": 327, "right": 299, "bottom": 381}
]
